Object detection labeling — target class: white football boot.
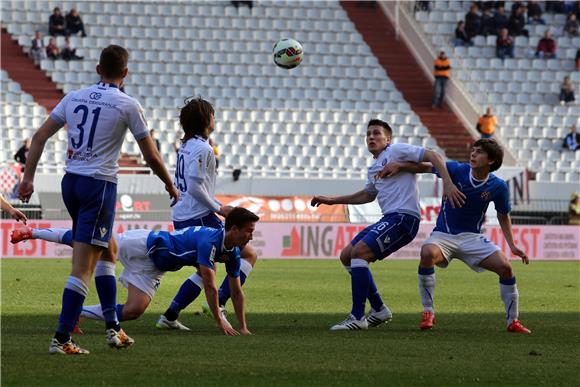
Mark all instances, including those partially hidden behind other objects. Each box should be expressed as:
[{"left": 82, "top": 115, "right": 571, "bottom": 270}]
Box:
[
  {"left": 330, "top": 314, "right": 368, "bottom": 331},
  {"left": 367, "top": 306, "right": 393, "bottom": 327},
  {"left": 155, "top": 315, "right": 191, "bottom": 331}
]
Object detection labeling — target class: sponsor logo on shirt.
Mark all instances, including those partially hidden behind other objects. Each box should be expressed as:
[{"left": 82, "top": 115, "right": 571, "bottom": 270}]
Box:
[{"left": 89, "top": 92, "right": 102, "bottom": 100}]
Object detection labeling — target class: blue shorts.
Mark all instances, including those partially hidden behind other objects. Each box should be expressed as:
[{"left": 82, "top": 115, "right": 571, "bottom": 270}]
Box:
[
  {"left": 61, "top": 173, "right": 117, "bottom": 248},
  {"left": 173, "top": 212, "right": 224, "bottom": 230},
  {"left": 351, "top": 213, "right": 420, "bottom": 260}
]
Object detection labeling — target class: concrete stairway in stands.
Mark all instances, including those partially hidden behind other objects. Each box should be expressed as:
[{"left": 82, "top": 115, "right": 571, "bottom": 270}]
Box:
[
  {"left": 341, "top": 2, "right": 473, "bottom": 161},
  {"left": 1, "top": 28, "right": 63, "bottom": 110}
]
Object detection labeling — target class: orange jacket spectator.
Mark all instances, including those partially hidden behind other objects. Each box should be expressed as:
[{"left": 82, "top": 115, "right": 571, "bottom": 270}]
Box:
[
  {"left": 433, "top": 56, "right": 451, "bottom": 78},
  {"left": 477, "top": 108, "right": 497, "bottom": 138}
]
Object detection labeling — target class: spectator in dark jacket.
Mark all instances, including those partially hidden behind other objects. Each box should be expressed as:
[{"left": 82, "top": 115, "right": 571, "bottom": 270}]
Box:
[
  {"left": 535, "top": 30, "right": 557, "bottom": 58},
  {"left": 454, "top": 21, "right": 474, "bottom": 46},
  {"left": 465, "top": 3, "right": 482, "bottom": 38},
  {"left": 508, "top": 6, "right": 529, "bottom": 37},
  {"left": 559, "top": 76, "right": 576, "bottom": 104},
  {"left": 48, "top": 7, "right": 67, "bottom": 36},
  {"left": 30, "top": 31, "right": 45, "bottom": 64},
  {"left": 564, "top": 13, "right": 579, "bottom": 37},
  {"left": 562, "top": 125, "right": 580, "bottom": 151},
  {"left": 493, "top": 6, "right": 509, "bottom": 33},
  {"left": 527, "top": 1, "right": 545, "bottom": 24},
  {"left": 46, "top": 38, "right": 60, "bottom": 59},
  {"left": 496, "top": 28, "right": 515, "bottom": 59},
  {"left": 14, "top": 139, "right": 31, "bottom": 165},
  {"left": 65, "top": 8, "right": 87, "bottom": 37},
  {"left": 480, "top": 7, "right": 496, "bottom": 35}
]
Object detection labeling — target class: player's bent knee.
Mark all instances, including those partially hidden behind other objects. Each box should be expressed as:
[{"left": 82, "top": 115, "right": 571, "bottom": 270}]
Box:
[
  {"left": 420, "top": 245, "right": 440, "bottom": 266},
  {"left": 241, "top": 245, "right": 258, "bottom": 266},
  {"left": 339, "top": 247, "right": 352, "bottom": 265},
  {"left": 351, "top": 242, "right": 375, "bottom": 263},
  {"left": 497, "top": 263, "right": 514, "bottom": 279},
  {"left": 122, "top": 303, "right": 148, "bottom": 321}
]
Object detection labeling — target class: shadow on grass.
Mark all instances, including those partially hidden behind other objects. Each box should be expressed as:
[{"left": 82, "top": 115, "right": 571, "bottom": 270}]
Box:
[{"left": 1, "top": 312, "right": 579, "bottom": 386}]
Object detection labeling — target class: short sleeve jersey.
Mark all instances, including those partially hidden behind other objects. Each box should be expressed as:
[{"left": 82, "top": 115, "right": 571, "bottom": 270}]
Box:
[
  {"left": 433, "top": 161, "right": 511, "bottom": 234},
  {"left": 365, "top": 143, "right": 425, "bottom": 218},
  {"left": 172, "top": 137, "right": 220, "bottom": 221},
  {"left": 50, "top": 82, "right": 149, "bottom": 183},
  {"left": 146, "top": 226, "right": 241, "bottom": 277}
]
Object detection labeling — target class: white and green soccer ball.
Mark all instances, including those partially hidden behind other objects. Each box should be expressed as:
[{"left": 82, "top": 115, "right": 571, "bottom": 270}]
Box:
[{"left": 272, "top": 38, "right": 303, "bottom": 69}]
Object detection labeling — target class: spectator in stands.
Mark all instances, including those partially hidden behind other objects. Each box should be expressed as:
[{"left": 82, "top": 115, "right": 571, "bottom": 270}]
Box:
[
  {"left": 14, "top": 138, "right": 31, "bottom": 166},
  {"left": 527, "top": 1, "right": 545, "bottom": 24},
  {"left": 432, "top": 50, "right": 451, "bottom": 109},
  {"left": 480, "top": 7, "right": 496, "bottom": 35},
  {"left": 559, "top": 76, "right": 576, "bottom": 104},
  {"left": 454, "top": 21, "right": 474, "bottom": 46},
  {"left": 562, "top": 124, "right": 580, "bottom": 151},
  {"left": 65, "top": 8, "right": 87, "bottom": 37},
  {"left": 61, "top": 37, "right": 83, "bottom": 60},
  {"left": 508, "top": 6, "right": 529, "bottom": 37},
  {"left": 564, "top": 13, "right": 579, "bottom": 36},
  {"left": 209, "top": 138, "right": 220, "bottom": 170},
  {"left": 30, "top": 31, "right": 46, "bottom": 65},
  {"left": 569, "top": 192, "right": 580, "bottom": 225},
  {"left": 477, "top": 107, "right": 497, "bottom": 138},
  {"left": 535, "top": 30, "right": 557, "bottom": 58},
  {"left": 496, "top": 28, "right": 515, "bottom": 59},
  {"left": 414, "top": 1, "right": 432, "bottom": 13},
  {"left": 511, "top": 1, "right": 525, "bottom": 13},
  {"left": 45, "top": 38, "right": 60, "bottom": 59},
  {"left": 493, "top": 6, "right": 509, "bottom": 33},
  {"left": 545, "top": 1, "right": 566, "bottom": 13},
  {"left": 48, "top": 7, "right": 67, "bottom": 37},
  {"left": 231, "top": 1, "right": 253, "bottom": 10},
  {"left": 465, "top": 3, "right": 482, "bottom": 38},
  {"left": 150, "top": 129, "right": 161, "bottom": 152}
]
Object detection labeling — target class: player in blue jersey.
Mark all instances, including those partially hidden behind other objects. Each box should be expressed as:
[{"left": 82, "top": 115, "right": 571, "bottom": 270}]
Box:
[
  {"left": 159, "top": 97, "right": 259, "bottom": 329},
  {"left": 18, "top": 45, "right": 180, "bottom": 354},
  {"left": 311, "top": 119, "right": 465, "bottom": 331},
  {"left": 378, "top": 138, "right": 531, "bottom": 333},
  {"left": 12, "top": 208, "right": 258, "bottom": 336}
]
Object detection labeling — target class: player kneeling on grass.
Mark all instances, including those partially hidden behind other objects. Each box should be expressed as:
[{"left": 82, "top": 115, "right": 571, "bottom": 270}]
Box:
[
  {"left": 378, "top": 138, "right": 531, "bottom": 333},
  {"left": 311, "top": 119, "right": 465, "bottom": 331},
  {"left": 12, "top": 207, "right": 258, "bottom": 336}
]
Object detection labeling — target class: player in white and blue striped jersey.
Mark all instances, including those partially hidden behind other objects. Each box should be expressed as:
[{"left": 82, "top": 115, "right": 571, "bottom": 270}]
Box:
[
  {"left": 311, "top": 119, "right": 464, "bottom": 331},
  {"left": 18, "top": 45, "right": 179, "bottom": 354},
  {"left": 379, "top": 138, "right": 531, "bottom": 333}
]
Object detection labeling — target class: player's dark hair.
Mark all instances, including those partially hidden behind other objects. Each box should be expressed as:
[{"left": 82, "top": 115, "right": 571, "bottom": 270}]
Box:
[
  {"left": 367, "top": 119, "right": 392, "bottom": 136},
  {"left": 225, "top": 207, "right": 260, "bottom": 231},
  {"left": 98, "top": 45, "right": 128, "bottom": 79},
  {"left": 180, "top": 96, "right": 215, "bottom": 141},
  {"left": 473, "top": 138, "right": 504, "bottom": 172}
]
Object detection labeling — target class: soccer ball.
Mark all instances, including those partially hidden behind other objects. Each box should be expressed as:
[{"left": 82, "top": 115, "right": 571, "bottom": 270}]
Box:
[{"left": 272, "top": 38, "right": 303, "bottom": 69}]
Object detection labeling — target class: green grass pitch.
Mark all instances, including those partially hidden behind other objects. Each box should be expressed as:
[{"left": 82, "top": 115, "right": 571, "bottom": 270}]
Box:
[{"left": 2, "top": 259, "right": 579, "bottom": 386}]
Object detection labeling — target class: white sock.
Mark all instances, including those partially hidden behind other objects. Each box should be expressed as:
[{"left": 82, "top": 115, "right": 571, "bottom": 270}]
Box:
[
  {"left": 80, "top": 304, "right": 104, "bottom": 321},
  {"left": 240, "top": 259, "right": 253, "bottom": 277},
  {"left": 500, "top": 283, "right": 519, "bottom": 325},
  {"left": 31, "top": 228, "right": 69, "bottom": 243},
  {"left": 418, "top": 273, "right": 436, "bottom": 312},
  {"left": 95, "top": 260, "right": 116, "bottom": 277}
]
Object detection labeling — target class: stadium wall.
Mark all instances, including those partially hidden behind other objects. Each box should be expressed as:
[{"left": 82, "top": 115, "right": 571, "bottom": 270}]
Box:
[{"left": 2, "top": 220, "right": 578, "bottom": 260}]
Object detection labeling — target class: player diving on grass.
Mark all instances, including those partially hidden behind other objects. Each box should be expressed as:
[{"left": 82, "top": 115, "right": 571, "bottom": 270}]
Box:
[
  {"left": 11, "top": 207, "right": 258, "bottom": 336},
  {"left": 311, "top": 119, "right": 465, "bottom": 331},
  {"left": 376, "top": 138, "right": 531, "bottom": 333},
  {"left": 159, "top": 96, "right": 259, "bottom": 329}
]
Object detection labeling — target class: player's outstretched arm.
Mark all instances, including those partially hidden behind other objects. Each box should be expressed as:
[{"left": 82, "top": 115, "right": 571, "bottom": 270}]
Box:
[
  {"left": 376, "top": 162, "right": 433, "bottom": 179},
  {"left": 137, "top": 136, "right": 180, "bottom": 206},
  {"left": 0, "top": 195, "right": 27, "bottom": 223},
  {"left": 229, "top": 276, "right": 251, "bottom": 335},
  {"left": 497, "top": 213, "right": 529, "bottom": 264},
  {"left": 422, "top": 150, "right": 466, "bottom": 208},
  {"left": 19, "top": 118, "right": 62, "bottom": 203},
  {"left": 311, "top": 190, "right": 375, "bottom": 207},
  {"left": 199, "top": 265, "right": 240, "bottom": 336}
]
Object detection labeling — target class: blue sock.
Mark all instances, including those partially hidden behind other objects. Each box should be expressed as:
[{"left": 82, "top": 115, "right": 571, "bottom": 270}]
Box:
[
  {"left": 116, "top": 304, "right": 124, "bottom": 322},
  {"left": 218, "top": 259, "right": 252, "bottom": 306},
  {"left": 61, "top": 230, "right": 73, "bottom": 246},
  {"left": 94, "top": 261, "right": 118, "bottom": 329},
  {"left": 168, "top": 274, "right": 203, "bottom": 314},
  {"left": 367, "top": 271, "right": 384, "bottom": 311},
  {"left": 350, "top": 259, "right": 370, "bottom": 319},
  {"left": 56, "top": 276, "right": 88, "bottom": 337}
]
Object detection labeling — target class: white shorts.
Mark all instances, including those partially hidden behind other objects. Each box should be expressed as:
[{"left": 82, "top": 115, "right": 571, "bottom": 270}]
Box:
[
  {"left": 117, "top": 229, "right": 165, "bottom": 300},
  {"left": 423, "top": 231, "right": 500, "bottom": 273}
]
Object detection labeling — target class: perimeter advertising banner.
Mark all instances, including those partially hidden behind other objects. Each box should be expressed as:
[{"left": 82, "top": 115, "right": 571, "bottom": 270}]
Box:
[{"left": 1, "top": 221, "right": 578, "bottom": 260}]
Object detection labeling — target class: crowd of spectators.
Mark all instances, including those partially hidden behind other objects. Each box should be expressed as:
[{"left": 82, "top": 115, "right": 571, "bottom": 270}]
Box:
[{"left": 42, "top": 36, "right": 82, "bottom": 61}]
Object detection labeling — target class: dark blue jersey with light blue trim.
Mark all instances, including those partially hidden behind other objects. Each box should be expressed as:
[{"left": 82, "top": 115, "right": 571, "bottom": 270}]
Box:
[
  {"left": 433, "top": 161, "right": 510, "bottom": 234},
  {"left": 146, "top": 226, "right": 241, "bottom": 276}
]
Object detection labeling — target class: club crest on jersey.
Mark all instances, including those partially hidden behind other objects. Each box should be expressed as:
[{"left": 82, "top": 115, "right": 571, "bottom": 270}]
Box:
[{"left": 480, "top": 191, "right": 491, "bottom": 201}]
